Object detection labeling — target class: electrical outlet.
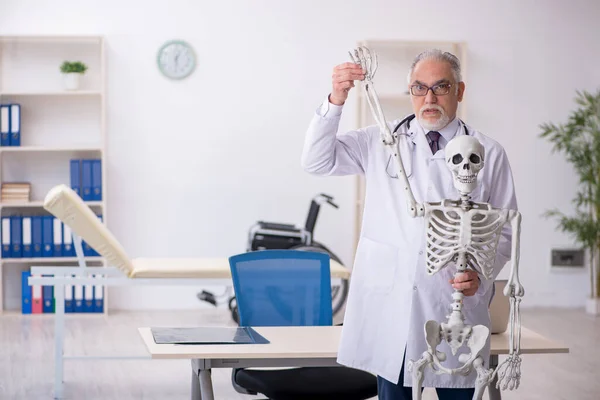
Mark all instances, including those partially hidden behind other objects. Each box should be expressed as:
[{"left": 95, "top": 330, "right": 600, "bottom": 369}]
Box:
[{"left": 551, "top": 249, "right": 585, "bottom": 267}]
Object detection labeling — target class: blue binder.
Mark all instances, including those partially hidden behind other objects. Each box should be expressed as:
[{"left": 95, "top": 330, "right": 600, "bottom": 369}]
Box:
[
  {"left": 62, "top": 223, "right": 74, "bottom": 257},
  {"left": 10, "top": 216, "right": 22, "bottom": 258},
  {"left": 9, "top": 104, "right": 21, "bottom": 146},
  {"left": 42, "top": 274, "right": 54, "bottom": 313},
  {"left": 65, "top": 278, "right": 74, "bottom": 313},
  {"left": 74, "top": 278, "right": 84, "bottom": 313},
  {"left": 92, "top": 159, "right": 102, "bottom": 201},
  {"left": 53, "top": 218, "right": 62, "bottom": 257},
  {"left": 1, "top": 216, "right": 10, "bottom": 258},
  {"left": 21, "top": 271, "right": 32, "bottom": 314},
  {"left": 42, "top": 216, "right": 54, "bottom": 257},
  {"left": 32, "top": 216, "right": 43, "bottom": 258},
  {"left": 70, "top": 159, "right": 82, "bottom": 196},
  {"left": 81, "top": 159, "right": 93, "bottom": 201},
  {"left": 0, "top": 104, "right": 9, "bottom": 146},
  {"left": 93, "top": 274, "right": 104, "bottom": 313},
  {"left": 83, "top": 283, "right": 94, "bottom": 313},
  {"left": 22, "top": 216, "right": 33, "bottom": 258}
]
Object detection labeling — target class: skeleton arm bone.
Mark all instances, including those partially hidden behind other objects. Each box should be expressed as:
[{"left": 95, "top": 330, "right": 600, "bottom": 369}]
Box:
[
  {"left": 349, "top": 46, "right": 422, "bottom": 217},
  {"left": 494, "top": 209, "right": 523, "bottom": 391}
]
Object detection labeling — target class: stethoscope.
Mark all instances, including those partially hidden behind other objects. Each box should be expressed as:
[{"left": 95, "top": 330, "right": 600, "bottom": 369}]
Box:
[{"left": 385, "top": 114, "right": 470, "bottom": 179}]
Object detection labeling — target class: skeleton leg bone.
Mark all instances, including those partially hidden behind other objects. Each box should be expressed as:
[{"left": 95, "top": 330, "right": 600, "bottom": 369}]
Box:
[
  {"left": 472, "top": 356, "right": 494, "bottom": 400},
  {"left": 408, "top": 351, "right": 433, "bottom": 400}
]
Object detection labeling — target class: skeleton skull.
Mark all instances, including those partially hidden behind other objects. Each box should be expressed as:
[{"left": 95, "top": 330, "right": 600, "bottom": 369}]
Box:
[{"left": 445, "top": 136, "right": 485, "bottom": 195}]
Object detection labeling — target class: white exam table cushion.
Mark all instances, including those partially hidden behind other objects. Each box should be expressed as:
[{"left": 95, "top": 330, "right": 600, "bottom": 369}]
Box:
[
  {"left": 44, "top": 184, "right": 350, "bottom": 280},
  {"left": 129, "top": 257, "right": 350, "bottom": 279}
]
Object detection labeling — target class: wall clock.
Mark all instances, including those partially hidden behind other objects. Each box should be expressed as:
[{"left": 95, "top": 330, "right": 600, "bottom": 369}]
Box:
[{"left": 157, "top": 39, "right": 196, "bottom": 80}]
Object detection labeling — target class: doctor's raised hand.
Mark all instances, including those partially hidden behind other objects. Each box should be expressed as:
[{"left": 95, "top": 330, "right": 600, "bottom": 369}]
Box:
[{"left": 329, "top": 62, "right": 365, "bottom": 106}]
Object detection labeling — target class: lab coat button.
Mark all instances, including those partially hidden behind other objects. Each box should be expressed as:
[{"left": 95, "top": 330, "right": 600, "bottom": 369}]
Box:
[
  {"left": 418, "top": 250, "right": 423, "bottom": 255},
  {"left": 413, "top": 286, "right": 417, "bottom": 291}
]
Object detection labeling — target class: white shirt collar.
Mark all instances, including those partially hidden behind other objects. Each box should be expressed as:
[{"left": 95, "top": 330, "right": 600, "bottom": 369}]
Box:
[{"left": 413, "top": 116, "right": 460, "bottom": 148}]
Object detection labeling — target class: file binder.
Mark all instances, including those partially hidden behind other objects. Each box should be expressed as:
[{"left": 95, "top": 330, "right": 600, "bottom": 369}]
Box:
[
  {"left": 53, "top": 218, "right": 62, "bottom": 257},
  {"left": 81, "top": 159, "right": 93, "bottom": 201},
  {"left": 62, "top": 223, "right": 74, "bottom": 257},
  {"left": 22, "top": 271, "right": 32, "bottom": 314},
  {"left": 32, "top": 274, "right": 43, "bottom": 314},
  {"left": 42, "top": 216, "right": 54, "bottom": 257},
  {"left": 10, "top": 215, "right": 22, "bottom": 258},
  {"left": 65, "top": 279, "right": 74, "bottom": 313},
  {"left": 74, "top": 277, "right": 84, "bottom": 313},
  {"left": 0, "top": 104, "right": 9, "bottom": 146},
  {"left": 9, "top": 104, "right": 21, "bottom": 146},
  {"left": 22, "top": 216, "right": 32, "bottom": 258},
  {"left": 92, "top": 159, "right": 102, "bottom": 201},
  {"left": 70, "top": 159, "right": 82, "bottom": 196},
  {"left": 84, "top": 282, "right": 94, "bottom": 312},
  {"left": 42, "top": 274, "right": 55, "bottom": 313},
  {"left": 1, "top": 216, "right": 10, "bottom": 258},
  {"left": 32, "top": 216, "right": 43, "bottom": 258},
  {"left": 93, "top": 274, "right": 104, "bottom": 313}
]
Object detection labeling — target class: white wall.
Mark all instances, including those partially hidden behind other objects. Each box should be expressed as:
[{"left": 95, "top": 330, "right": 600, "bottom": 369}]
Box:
[{"left": 1, "top": 0, "right": 598, "bottom": 310}]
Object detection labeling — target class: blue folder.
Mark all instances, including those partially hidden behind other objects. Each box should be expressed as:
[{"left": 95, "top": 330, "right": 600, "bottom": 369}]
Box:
[
  {"left": 42, "top": 216, "right": 54, "bottom": 257},
  {"left": 1, "top": 216, "right": 10, "bottom": 258},
  {"left": 81, "top": 159, "right": 93, "bottom": 201},
  {"left": 0, "top": 104, "right": 10, "bottom": 147},
  {"left": 9, "top": 104, "right": 21, "bottom": 146},
  {"left": 92, "top": 159, "right": 102, "bottom": 201},
  {"left": 32, "top": 216, "right": 43, "bottom": 258},
  {"left": 42, "top": 274, "right": 55, "bottom": 313},
  {"left": 21, "top": 271, "right": 32, "bottom": 314},
  {"left": 70, "top": 159, "right": 82, "bottom": 196},
  {"left": 22, "top": 216, "right": 33, "bottom": 258},
  {"left": 10, "top": 216, "right": 22, "bottom": 258}
]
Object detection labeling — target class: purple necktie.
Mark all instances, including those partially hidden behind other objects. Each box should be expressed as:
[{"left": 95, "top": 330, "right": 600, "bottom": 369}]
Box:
[{"left": 427, "top": 131, "right": 441, "bottom": 154}]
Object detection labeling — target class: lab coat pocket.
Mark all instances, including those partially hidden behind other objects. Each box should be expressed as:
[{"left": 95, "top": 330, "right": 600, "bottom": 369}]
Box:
[{"left": 354, "top": 236, "right": 399, "bottom": 292}]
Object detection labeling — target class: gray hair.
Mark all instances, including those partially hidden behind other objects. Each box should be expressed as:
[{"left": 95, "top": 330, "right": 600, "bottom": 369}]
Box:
[{"left": 406, "top": 49, "right": 462, "bottom": 85}]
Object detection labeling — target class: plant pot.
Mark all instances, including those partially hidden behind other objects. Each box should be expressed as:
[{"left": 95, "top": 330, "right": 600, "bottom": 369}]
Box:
[
  {"left": 62, "top": 72, "right": 81, "bottom": 90},
  {"left": 585, "top": 298, "right": 600, "bottom": 315}
]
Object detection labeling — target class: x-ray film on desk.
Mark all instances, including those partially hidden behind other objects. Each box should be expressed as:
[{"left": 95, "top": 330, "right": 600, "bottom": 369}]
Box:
[{"left": 151, "top": 327, "right": 270, "bottom": 345}]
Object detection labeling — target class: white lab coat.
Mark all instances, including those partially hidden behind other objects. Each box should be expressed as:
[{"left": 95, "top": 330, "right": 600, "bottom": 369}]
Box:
[{"left": 301, "top": 98, "right": 518, "bottom": 388}]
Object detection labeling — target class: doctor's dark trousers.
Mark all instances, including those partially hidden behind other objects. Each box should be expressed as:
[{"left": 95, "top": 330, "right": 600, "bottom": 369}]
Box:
[{"left": 377, "top": 353, "right": 475, "bottom": 400}]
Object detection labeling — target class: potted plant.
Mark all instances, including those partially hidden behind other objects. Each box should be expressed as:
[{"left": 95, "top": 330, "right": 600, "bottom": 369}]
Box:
[
  {"left": 60, "top": 61, "right": 88, "bottom": 90},
  {"left": 540, "top": 89, "right": 600, "bottom": 315}
]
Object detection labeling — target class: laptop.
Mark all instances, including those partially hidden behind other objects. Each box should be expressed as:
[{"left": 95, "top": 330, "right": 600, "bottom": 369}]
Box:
[{"left": 489, "top": 279, "right": 510, "bottom": 334}]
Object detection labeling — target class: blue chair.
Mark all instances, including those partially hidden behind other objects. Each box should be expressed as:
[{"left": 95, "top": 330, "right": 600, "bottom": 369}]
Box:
[{"left": 229, "top": 250, "right": 378, "bottom": 400}]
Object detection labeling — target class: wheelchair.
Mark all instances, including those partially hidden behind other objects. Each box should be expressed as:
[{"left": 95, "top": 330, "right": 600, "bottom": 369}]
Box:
[{"left": 198, "top": 193, "right": 349, "bottom": 324}]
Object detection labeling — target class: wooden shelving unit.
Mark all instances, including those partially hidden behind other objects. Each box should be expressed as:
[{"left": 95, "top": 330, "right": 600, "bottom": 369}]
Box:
[{"left": 0, "top": 35, "right": 108, "bottom": 315}]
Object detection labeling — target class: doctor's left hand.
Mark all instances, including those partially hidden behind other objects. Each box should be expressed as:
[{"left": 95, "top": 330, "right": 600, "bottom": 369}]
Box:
[{"left": 449, "top": 270, "right": 480, "bottom": 296}]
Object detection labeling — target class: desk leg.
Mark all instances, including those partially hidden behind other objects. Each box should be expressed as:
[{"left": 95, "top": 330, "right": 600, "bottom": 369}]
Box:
[
  {"left": 191, "top": 360, "right": 215, "bottom": 400},
  {"left": 488, "top": 355, "right": 501, "bottom": 400},
  {"left": 199, "top": 369, "right": 214, "bottom": 400},
  {"left": 54, "top": 283, "right": 65, "bottom": 400}
]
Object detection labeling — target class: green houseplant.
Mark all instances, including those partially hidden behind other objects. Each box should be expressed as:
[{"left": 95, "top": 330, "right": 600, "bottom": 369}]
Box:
[
  {"left": 60, "top": 61, "right": 88, "bottom": 90},
  {"left": 540, "top": 89, "right": 600, "bottom": 314}
]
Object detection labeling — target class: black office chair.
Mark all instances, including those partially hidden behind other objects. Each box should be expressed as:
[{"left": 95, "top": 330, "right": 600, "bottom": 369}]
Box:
[{"left": 228, "top": 250, "right": 378, "bottom": 400}]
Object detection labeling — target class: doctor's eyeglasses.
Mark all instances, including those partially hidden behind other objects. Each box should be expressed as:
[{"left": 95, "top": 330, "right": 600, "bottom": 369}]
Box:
[{"left": 410, "top": 83, "right": 453, "bottom": 96}]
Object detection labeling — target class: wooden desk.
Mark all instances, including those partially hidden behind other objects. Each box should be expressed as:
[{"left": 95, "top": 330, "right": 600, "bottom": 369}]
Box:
[{"left": 138, "top": 325, "right": 569, "bottom": 400}]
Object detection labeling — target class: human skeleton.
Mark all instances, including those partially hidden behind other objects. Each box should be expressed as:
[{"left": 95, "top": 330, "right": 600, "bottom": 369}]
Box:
[{"left": 349, "top": 47, "right": 524, "bottom": 400}]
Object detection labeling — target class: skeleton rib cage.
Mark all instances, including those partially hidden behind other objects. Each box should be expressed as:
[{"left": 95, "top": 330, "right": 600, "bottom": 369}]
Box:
[{"left": 424, "top": 199, "right": 509, "bottom": 279}]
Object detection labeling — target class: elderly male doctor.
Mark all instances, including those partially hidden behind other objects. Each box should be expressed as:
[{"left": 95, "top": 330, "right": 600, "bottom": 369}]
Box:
[{"left": 301, "top": 49, "right": 518, "bottom": 400}]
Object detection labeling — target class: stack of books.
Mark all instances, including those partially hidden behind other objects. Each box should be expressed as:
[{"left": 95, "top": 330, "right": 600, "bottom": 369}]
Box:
[{"left": 1, "top": 182, "right": 31, "bottom": 203}]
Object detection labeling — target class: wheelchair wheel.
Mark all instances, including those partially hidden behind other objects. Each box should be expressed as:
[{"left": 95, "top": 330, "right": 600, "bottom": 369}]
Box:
[{"left": 290, "top": 243, "right": 349, "bottom": 319}]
